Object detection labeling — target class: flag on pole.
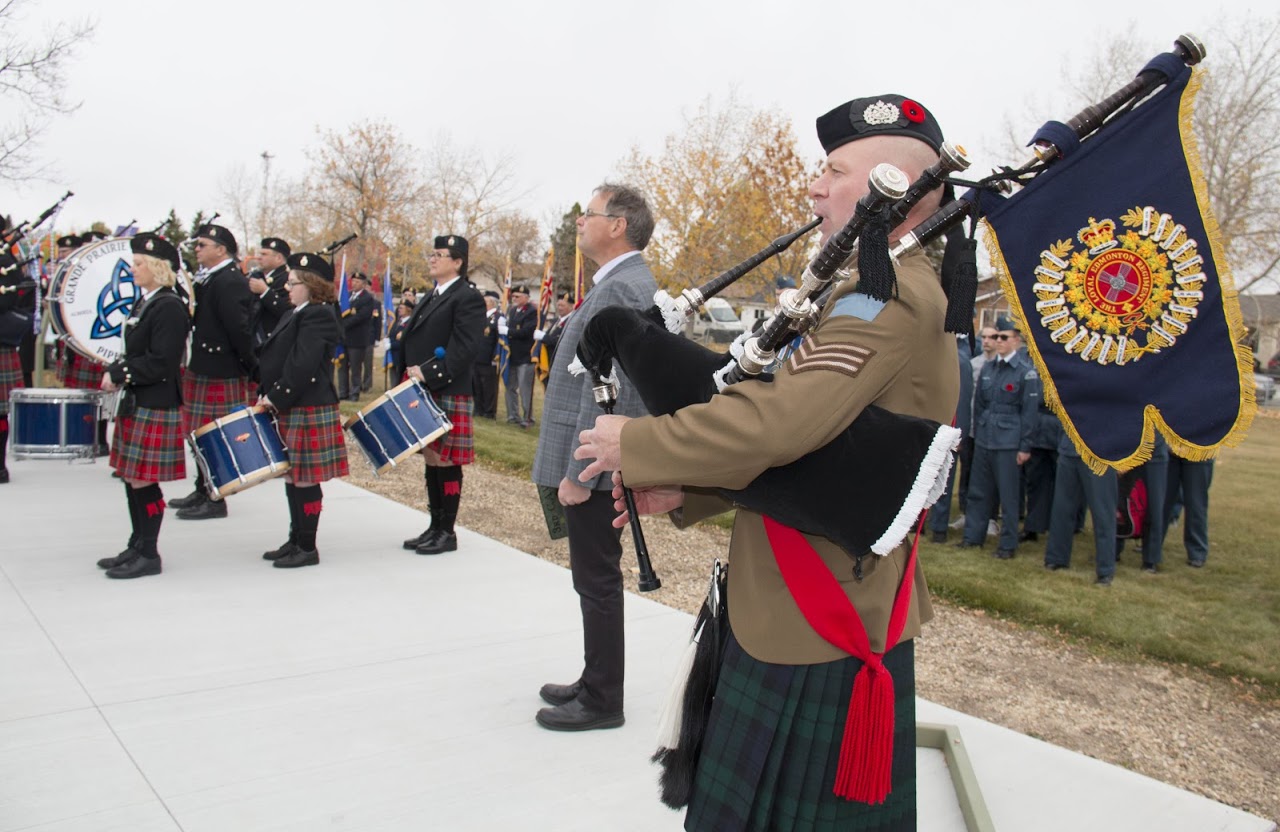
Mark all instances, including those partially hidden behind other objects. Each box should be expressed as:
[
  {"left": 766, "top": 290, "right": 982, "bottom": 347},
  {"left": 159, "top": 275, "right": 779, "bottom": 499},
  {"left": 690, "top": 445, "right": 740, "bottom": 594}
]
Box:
[
  {"left": 497, "top": 258, "right": 512, "bottom": 391},
  {"left": 981, "top": 58, "right": 1254, "bottom": 472},
  {"left": 333, "top": 254, "right": 349, "bottom": 366},
  {"left": 383, "top": 253, "right": 396, "bottom": 368},
  {"left": 573, "top": 240, "right": 586, "bottom": 308},
  {"left": 534, "top": 246, "right": 555, "bottom": 383}
]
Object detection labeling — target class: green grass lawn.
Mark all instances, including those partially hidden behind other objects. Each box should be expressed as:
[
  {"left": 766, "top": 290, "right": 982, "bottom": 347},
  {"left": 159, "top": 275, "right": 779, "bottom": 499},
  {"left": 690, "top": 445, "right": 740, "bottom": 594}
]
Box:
[{"left": 343, "top": 368, "right": 1280, "bottom": 693}]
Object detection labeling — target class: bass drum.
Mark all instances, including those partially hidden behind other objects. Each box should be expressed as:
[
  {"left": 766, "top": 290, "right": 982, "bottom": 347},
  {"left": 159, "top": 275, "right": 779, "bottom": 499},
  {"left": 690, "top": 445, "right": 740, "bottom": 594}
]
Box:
[{"left": 46, "top": 237, "right": 192, "bottom": 363}]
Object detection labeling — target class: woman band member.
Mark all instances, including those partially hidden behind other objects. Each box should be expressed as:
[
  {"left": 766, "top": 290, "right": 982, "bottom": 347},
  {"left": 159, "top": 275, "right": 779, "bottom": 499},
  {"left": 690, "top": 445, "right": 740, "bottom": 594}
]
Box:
[
  {"left": 256, "top": 253, "right": 349, "bottom": 568},
  {"left": 98, "top": 234, "right": 191, "bottom": 579}
]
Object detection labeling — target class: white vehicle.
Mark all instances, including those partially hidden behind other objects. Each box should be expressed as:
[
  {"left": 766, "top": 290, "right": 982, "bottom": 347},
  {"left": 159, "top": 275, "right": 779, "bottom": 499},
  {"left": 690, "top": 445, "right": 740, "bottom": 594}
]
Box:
[{"left": 688, "top": 297, "right": 745, "bottom": 344}]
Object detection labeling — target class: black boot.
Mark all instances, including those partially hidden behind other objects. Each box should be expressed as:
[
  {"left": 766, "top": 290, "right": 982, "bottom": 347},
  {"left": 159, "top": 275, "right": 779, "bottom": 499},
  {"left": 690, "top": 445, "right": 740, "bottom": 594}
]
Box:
[
  {"left": 266, "top": 484, "right": 300, "bottom": 560},
  {"left": 404, "top": 466, "right": 443, "bottom": 549},
  {"left": 417, "top": 466, "right": 460, "bottom": 554},
  {"left": 277, "top": 485, "right": 321, "bottom": 568},
  {"left": 108, "top": 485, "right": 163, "bottom": 579}
]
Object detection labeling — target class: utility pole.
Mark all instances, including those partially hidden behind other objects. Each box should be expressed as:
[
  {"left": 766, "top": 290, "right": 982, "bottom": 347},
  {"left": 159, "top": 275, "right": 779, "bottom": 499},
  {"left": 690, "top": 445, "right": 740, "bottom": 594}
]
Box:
[{"left": 259, "top": 150, "right": 274, "bottom": 242}]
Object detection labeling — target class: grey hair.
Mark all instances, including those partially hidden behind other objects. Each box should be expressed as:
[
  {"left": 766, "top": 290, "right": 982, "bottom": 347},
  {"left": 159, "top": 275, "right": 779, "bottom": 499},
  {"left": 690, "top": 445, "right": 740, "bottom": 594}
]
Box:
[{"left": 595, "top": 182, "right": 655, "bottom": 251}]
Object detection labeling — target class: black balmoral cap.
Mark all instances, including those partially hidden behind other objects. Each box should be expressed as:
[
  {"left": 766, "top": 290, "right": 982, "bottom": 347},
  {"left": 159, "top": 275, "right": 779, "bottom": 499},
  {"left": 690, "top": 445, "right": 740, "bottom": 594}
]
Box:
[
  {"left": 433, "top": 234, "right": 468, "bottom": 259},
  {"left": 816, "top": 94, "right": 944, "bottom": 155},
  {"left": 261, "top": 237, "right": 291, "bottom": 257},
  {"left": 195, "top": 223, "right": 238, "bottom": 254},
  {"left": 130, "top": 233, "right": 181, "bottom": 273},
  {"left": 287, "top": 252, "right": 334, "bottom": 283}
]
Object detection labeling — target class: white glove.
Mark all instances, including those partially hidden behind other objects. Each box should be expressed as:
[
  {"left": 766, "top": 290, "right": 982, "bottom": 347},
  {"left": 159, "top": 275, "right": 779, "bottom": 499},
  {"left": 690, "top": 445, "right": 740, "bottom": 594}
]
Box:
[
  {"left": 380, "top": 338, "right": 391, "bottom": 351},
  {"left": 533, "top": 328, "right": 545, "bottom": 341},
  {"left": 497, "top": 323, "right": 509, "bottom": 336}
]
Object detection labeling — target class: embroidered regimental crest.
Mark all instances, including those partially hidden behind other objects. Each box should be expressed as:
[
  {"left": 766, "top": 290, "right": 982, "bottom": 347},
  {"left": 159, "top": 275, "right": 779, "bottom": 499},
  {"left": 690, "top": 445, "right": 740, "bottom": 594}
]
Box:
[
  {"left": 862, "top": 100, "right": 898, "bottom": 126},
  {"left": 1029, "top": 207, "right": 1205, "bottom": 366}
]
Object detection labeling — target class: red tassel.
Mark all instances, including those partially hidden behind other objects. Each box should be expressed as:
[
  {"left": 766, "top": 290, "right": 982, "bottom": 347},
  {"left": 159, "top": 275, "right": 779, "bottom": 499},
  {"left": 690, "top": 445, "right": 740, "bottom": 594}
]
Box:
[
  {"left": 303, "top": 499, "right": 323, "bottom": 517},
  {"left": 145, "top": 499, "right": 166, "bottom": 518},
  {"left": 834, "top": 657, "right": 895, "bottom": 804}
]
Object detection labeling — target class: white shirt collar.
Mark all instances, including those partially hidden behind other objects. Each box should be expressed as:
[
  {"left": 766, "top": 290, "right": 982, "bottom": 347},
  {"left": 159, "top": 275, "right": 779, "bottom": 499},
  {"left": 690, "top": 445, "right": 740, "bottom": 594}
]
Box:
[
  {"left": 294, "top": 300, "right": 309, "bottom": 312},
  {"left": 206, "top": 257, "right": 233, "bottom": 274},
  {"left": 591, "top": 250, "right": 640, "bottom": 285},
  {"left": 434, "top": 276, "right": 461, "bottom": 295}
]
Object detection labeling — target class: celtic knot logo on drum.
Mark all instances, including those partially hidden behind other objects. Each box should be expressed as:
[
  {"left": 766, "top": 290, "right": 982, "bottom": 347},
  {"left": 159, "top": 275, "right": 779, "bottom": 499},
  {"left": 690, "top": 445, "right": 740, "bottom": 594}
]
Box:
[
  {"left": 91, "top": 259, "right": 136, "bottom": 341},
  {"left": 1029, "top": 207, "right": 1206, "bottom": 365}
]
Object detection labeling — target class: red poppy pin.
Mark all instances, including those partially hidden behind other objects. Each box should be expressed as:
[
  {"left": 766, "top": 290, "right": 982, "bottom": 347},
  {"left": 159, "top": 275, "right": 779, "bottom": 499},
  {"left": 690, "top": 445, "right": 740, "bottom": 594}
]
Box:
[
  {"left": 1004, "top": 383, "right": 1015, "bottom": 392},
  {"left": 901, "top": 100, "right": 925, "bottom": 124}
]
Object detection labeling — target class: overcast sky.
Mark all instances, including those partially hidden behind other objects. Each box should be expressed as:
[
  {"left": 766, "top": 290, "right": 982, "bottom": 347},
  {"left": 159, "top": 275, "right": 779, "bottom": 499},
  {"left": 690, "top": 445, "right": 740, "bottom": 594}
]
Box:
[{"left": 6, "top": 0, "right": 1246, "bottom": 246}]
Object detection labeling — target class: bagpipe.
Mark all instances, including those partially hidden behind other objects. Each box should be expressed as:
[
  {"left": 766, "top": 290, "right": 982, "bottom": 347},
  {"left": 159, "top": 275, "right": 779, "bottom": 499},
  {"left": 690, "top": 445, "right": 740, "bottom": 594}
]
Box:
[
  {"left": 598, "top": 32, "right": 1213, "bottom": 810},
  {"left": 574, "top": 148, "right": 973, "bottom": 581}
]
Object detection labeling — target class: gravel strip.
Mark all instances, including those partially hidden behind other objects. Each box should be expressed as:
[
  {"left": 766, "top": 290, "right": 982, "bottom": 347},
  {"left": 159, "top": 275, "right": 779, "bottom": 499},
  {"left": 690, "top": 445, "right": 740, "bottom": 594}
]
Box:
[{"left": 345, "top": 457, "right": 1279, "bottom": 824}]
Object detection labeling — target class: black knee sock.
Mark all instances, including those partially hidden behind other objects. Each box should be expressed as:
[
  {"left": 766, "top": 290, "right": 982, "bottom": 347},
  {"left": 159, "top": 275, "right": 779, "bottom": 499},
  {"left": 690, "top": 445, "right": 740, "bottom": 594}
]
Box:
[
  {"left": 0, "top": 417, "right": 8, "bottom": 469},
  {"left": 284, "top": 482, "right": 299, "bottom": 544},
  {"left": 295, "top": 485, "right": 323, "bottom": 550},
  {"left": 125, "top": 482, "right": 141, "bottom": 549},
  {"left": 193, "top": 466, "right": 207, "bottom": 497},
  {"left": 424, "top": 465, "right": 443, "bottom": 527},
  {"left": 134, "top": 484, "right": 165, "bottom": 558},
  {"left": 437, "top": 465, "right": 462, "bottom": 533},
  {"left": 97, "top": 419, "right": 110, "bottom": 450}
]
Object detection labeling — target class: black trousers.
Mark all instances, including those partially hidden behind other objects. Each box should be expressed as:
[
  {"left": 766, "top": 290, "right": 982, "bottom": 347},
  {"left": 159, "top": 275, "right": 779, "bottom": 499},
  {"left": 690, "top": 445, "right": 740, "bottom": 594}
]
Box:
[
  {"left": 565, "top": 489, "right": 625, "bottom": 713},
  {"left": 472, "top": 364, "right": 498, "bottom": 418},
  {"left": 338, "top": 346, "right": 369, "bottom": 398}
]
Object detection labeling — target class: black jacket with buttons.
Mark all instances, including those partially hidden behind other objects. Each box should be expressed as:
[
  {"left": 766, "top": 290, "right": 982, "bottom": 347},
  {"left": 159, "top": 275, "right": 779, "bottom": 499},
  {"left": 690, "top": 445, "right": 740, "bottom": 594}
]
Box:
[
  {"left": 189, "top": 261, "right": 257, "bottom": 378},
  {"left": 252, "top": 265, "right": 293, "bottom": 344},
  {"left": 106, "top": 287, "right": 190, "bottom": 409},
  {"left": 342, "top": 290, "right": 381, "bottom": 348},
  {"left": 257, "top": 303, "right": 340, "bottom": 411},
  {"left": 395, "top": 279, "right": 486, "bottom": 396}
]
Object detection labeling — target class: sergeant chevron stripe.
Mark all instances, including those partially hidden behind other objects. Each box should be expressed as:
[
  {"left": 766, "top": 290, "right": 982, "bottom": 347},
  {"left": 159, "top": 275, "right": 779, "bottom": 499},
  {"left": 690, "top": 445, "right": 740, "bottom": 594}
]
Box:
[{"left": 787, "top": 336, "right": 876, "bottom": 378}]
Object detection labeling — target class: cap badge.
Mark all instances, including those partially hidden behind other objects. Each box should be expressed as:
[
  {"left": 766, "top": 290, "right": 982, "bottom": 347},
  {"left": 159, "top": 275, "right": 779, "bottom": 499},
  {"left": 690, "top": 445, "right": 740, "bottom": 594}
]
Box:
[
  {"left": 145, "top": 240, "right": 154, "bottom": 251},
  {"left": 300, "top": 255, "right": 309, "bottom": 266},
  {"left": 447, "top": 236, "right": 455, "bottom": 246},
  {"left": 863, "top": 100, "right": 899, "bottom": 126}
]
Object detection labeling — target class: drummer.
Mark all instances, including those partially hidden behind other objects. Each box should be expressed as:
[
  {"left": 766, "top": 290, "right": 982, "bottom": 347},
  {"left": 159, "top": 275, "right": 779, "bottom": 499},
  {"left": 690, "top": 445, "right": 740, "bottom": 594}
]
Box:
[
  {"left": 97, "top": 234, "right": 191, "bottom": 579},
  {"left": 0, "top": 247, "right": 32, "bottom": 484},
  {"left": 256, "top": 253, "right": 349, "bottom": 569}
]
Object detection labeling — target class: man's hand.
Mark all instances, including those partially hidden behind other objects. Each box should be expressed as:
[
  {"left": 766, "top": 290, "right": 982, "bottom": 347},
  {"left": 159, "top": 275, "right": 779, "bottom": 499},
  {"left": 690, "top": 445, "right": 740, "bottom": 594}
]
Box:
[
  {"left": 574, "top": 414, "right": 630, "bottom": 482},
  {"left": 1016, "top": 451, "right": 1031, "bottom": 465},
  {"left": 407, "top": 365, "right": 425, "bottom": 383},
  {"left": 610, "top": 472, "right": 683, "bottom": 528},
  {"left": 247, "top": 276, "right": 269, "bottom": 295},
  {"left": 533, "top": 328, "right": 545, "bottom": 341},
  {"left": 558, "top": 477, "right": 590, "bottom": 506},
  {"left": 100, "top": 373, "right": 117, "bottom": 393}
]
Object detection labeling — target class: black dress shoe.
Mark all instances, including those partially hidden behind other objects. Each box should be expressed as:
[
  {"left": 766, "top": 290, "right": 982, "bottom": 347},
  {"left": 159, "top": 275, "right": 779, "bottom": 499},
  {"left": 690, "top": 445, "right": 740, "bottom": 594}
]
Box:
[
  {"left": 0, "top": 467, "right": 9, "bottom": 484},
  {"left": 953, "top": 540, "right": 981, "bottom": 550},
  {"left": 416, "top": 531, "right": 457, "bottom": 555},
  {"left": 539, "top": 680, "right": 583, "bottom": 707},
  {"left": 263, "top": 541, "right": 298, "bottom": 561},
  {"left": 168, "top": 490, "right": 205, "bottom": 509},
  {"left": 98, "top": 546, "right": 139, "bottom": 569},
  {"left": 1142, "top": 564, "right": 1158, "bottom": 574},
  {"left": 535, "top": 699, "right": 624, "bottom": 732},
  {"left": 929, "top": 531, "right": 947, "bottom": 544},
  {"left": 1095, "top": 574, "right": 1114, "bottom": 586},
  {"left": 176, "top": 498, "right": 227, "bottom": 520},
  {"left": 274, "top": 547, "right": 319, "bottom": 568},
  {"left": 1186, "top": 559, "right": 1205, "bottom": 568},
  {"left": 1018, "top": 531, "right": 1039, "bottom": 543},
  {"left": 1044, "top": 563, "right": 1069, "bottom": 571},
  {"left": 106, "top": 554, "right": 161, "bottom": 579},
  {"left": 403, "top": 528, "right": 436, "bottom": 550},
  {"left": 994, "top": 549, "right": 1015, "bottom": 560}
]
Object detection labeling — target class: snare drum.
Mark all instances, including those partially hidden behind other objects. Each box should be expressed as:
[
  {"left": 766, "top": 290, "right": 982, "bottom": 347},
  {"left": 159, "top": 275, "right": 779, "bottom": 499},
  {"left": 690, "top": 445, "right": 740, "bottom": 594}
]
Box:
[
  {"left": 190, "top": 406, "right": 290, "bottom": 500},
  {"left": 344, "top": 379, "right": 452, "bottom": 474},
  {"left": 8, "top": 388, "right": 102, "bottom": 460}
]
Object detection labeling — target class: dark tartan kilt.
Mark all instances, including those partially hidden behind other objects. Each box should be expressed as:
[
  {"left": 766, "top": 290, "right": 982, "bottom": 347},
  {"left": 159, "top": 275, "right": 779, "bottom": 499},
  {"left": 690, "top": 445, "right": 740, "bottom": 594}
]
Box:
[
  {"left": 181, "top": 372, "right": 253, "bottom": 437},
  {"left": 61, "top": 351, "right": 105, "bottom": 390},
  {"left": 427, "top": 393, "right": 474, "bottom": 466},
  {"left": 685, "top": 632, "right": 916, "bottom": 832},
  {"left": 278, "top": 405, "right": 349, "bottom": 483},
  {"left": 110, "top": 407, "right": 186, "bottom": 482},
  {"left": 0, "top": 347, "right": 23, "bottom": 416}
]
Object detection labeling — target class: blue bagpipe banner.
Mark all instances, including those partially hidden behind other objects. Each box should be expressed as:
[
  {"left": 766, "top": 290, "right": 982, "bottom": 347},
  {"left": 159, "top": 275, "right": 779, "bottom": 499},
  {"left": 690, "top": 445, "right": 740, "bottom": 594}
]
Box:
[{"left": 981, "top": 63, "right": 1255, "bottom": 473}]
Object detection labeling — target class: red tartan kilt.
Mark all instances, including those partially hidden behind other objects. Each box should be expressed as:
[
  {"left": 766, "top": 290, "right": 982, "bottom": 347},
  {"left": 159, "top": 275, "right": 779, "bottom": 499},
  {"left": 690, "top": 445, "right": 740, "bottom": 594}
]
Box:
[
  {"left": 110, "top": 407, "right": 186, "bottom": 482},
  {"left": 61, "top": 351, "right": 106, "bottom": 390},
  {"left": 0, "top": 347, "right": 23, "bottom": 416},
  {"left": 181, "top": 372, "right": 253, "bottom": 437},
  {"left": 428, "top": 393, "right": 474, "bottom": 465},
  {"left": 278, "top": 405, "right": 349, "bottom": 482}
]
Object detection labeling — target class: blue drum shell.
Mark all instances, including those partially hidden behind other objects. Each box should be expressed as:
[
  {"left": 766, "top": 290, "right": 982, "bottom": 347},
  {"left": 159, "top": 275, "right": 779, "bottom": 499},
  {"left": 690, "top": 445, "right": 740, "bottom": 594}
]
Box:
[{"left": 192, "top": 410, "right": 288, "bottom": 495}]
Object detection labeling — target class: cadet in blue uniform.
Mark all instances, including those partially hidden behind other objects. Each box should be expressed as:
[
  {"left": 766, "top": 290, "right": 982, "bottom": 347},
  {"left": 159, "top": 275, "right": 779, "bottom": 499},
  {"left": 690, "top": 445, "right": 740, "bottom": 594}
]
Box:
[
  {"left": 1020, "top": 397, "right": 1063, "bottom": 542},
  {"left": 958, "top": 318, "right": 1039, "bottom": 558},
  {"left": 1044, "top": 431, "right": 1118, "bottom": 584}
]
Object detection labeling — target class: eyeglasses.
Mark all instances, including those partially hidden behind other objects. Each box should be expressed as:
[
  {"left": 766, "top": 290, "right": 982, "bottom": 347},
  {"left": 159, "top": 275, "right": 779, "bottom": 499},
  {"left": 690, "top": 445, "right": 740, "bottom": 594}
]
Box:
[
  {"left": 581, "top": 209, "right": 620, "bottom": 220},
  {"left": 992, "top": 333, "right": 1013, "bottom": 340},
  {"left": 193, "top": 241, "right": 210, "bottom": 249},
  {"left": 427, "top": 252, "right": 455, "bottom": 260}
]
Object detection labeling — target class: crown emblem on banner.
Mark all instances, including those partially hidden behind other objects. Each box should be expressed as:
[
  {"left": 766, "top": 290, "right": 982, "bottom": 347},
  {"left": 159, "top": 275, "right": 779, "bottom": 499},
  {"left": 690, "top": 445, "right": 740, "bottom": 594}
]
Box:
[{"left": 1078, "top": 217, "right": 1116, "bottom": 250}]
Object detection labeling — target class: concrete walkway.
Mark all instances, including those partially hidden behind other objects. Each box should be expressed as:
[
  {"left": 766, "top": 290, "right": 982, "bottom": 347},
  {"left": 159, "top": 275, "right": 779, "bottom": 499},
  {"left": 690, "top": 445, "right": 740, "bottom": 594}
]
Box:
[{"left": 1, "top": 456, "right": 1273, "bottom": 831}]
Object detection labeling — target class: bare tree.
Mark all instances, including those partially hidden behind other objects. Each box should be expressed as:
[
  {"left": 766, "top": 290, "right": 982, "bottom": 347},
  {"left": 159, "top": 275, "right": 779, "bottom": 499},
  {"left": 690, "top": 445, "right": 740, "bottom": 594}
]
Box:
[
  {"left": 469, "top": 210, "right": 542, "bottom": 283},
  {"left": 422, "top": 135, "right": 525, "bottom": 244},
  {"left": 0, "top": 0, "right": 93, "bottom": 182},
  {"left": 216, "top": 162, "right": 256, "bottom": 252}
]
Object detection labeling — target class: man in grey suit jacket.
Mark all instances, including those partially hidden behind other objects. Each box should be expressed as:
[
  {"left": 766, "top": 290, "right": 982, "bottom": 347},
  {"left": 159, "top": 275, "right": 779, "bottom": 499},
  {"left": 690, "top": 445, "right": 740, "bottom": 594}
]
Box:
[{"left": 531, "top": 183, "right": 658, "bottom": 731}]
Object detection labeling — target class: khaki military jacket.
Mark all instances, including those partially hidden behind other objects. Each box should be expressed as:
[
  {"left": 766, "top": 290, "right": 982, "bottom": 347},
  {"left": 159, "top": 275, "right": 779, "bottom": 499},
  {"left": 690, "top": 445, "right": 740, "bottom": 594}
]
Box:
[{"left": 621, "top": 251, "right": 959, "bottom": 664}]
